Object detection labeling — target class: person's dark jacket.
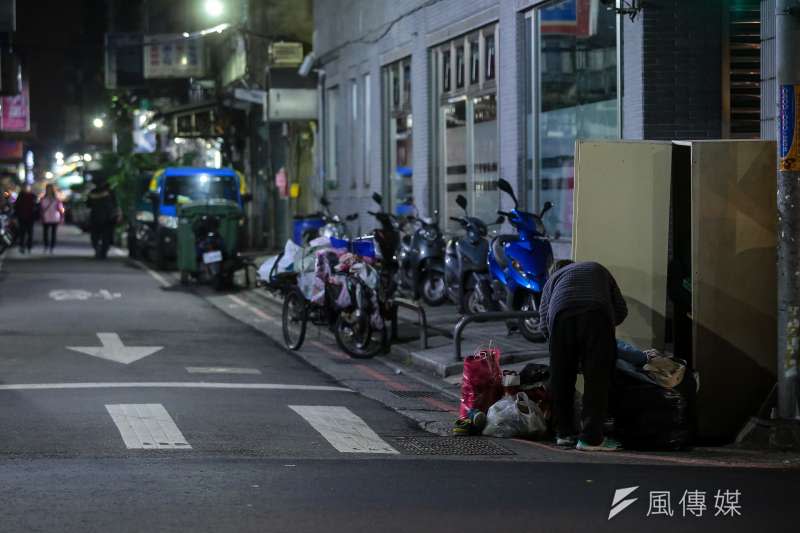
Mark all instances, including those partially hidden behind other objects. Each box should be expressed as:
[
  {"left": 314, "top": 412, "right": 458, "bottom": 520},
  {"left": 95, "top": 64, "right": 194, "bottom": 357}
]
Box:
[
  {"left": 87, "top": 187, "right": 118, "bottom": 228},
  {"left": 14, "top": 191, "right": 37, "bottom": 222},
  {"left": 539, "top": 261, "right": 628, "bottom": 339}
]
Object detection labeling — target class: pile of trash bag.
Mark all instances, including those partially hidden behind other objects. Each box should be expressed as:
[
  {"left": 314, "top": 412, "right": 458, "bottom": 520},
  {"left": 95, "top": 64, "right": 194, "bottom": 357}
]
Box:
[{"left": 611, "top": 340, "right": 696, "bottom": 450}]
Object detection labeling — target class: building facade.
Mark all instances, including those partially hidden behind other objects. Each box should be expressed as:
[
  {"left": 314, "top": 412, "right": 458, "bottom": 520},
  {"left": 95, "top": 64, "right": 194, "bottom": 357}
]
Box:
[{"left": 314, "top": 0, "right": 766, "bottom": 256}]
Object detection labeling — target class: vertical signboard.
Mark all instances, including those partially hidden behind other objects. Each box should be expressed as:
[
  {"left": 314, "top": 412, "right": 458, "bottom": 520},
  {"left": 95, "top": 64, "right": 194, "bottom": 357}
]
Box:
[
  {"left": 144, "top": 35, "right": 205, "bottom": 79},
  {"left": 0, "top": 79, "right": 29, "bottom": 132}
]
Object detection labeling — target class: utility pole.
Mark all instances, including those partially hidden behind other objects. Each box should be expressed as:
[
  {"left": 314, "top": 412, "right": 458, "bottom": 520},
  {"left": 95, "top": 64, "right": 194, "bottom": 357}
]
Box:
[{"left": 776, "top": 0, "right": 800, "bottom": 420}]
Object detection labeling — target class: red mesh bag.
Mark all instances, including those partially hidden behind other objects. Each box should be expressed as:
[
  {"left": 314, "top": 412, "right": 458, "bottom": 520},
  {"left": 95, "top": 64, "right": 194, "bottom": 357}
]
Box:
[{"left": 459, "top": 343, "right": 503, "bottom": 418}]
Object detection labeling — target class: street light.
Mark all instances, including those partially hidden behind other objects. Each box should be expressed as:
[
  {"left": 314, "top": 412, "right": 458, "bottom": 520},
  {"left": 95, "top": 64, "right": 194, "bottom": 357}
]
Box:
[
  {"left": 55, "top": 151, "right": 64, "bottom": 161},
  {"left": 83, "top": 153, "right": 93, "bottom": 162},
  {"left": 204, "top": 0, "right": 224, "bottom": 17},
  {"left": 93, "top": 117, "right": 105, "bottom": 129}
]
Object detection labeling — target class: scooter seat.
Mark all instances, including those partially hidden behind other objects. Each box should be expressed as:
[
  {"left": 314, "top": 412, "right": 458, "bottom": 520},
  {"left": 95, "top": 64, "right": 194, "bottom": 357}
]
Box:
[{"left": 491, "top": 235, "right": 519, "bottom": 269}]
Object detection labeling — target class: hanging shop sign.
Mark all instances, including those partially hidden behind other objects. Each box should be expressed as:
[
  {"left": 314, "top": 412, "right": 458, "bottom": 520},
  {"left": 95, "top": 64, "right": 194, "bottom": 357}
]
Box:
[
  {"left": 540, "top": 0, "right": 596, "bottom": 37},
  {"left": 0, "top": 80, "right": 29, "bottom": 132},
  {"left": 779, "top": 84, "right": 800, "bottom": 172},
  {"left": 269, "top": 42, "right": 304, "bottom": 67},
  {"left": 144, "top": 34, "right": 205, "bottom": 79}
]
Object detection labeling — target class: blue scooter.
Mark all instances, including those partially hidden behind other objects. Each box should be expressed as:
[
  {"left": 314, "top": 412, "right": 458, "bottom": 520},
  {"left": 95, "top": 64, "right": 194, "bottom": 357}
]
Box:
[{"left": 486, "top": 178, "right": 554, "bottom": 341}]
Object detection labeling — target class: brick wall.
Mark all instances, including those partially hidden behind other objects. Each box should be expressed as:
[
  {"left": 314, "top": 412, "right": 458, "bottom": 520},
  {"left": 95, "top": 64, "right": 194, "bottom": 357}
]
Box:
[{"left": 636, "top": 0, "right": 724, "bottom": 140}]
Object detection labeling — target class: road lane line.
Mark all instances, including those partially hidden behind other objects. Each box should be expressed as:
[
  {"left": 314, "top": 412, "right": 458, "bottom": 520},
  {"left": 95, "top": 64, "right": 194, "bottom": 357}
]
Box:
[
  {"left": 0, "top": 382, "right": 353, "bottom": 392},
  {"left": 131, "top": 259, "right": 171, "bottom": 287},
  {"left": 228, "top": 294, "right": 281, "bottom": 325},
  {"left": 186, "top": 367, "right": 262, "bottom": 375},
  {"left": 289, "top": 405, "right": 398, "bottom": 454},
  {"left": 106, "top": 404, "right": 191, "bottom": 450}
]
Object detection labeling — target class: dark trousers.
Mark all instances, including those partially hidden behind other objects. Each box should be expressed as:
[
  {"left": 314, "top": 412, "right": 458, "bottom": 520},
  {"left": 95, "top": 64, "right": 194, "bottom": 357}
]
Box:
[
  {"left": 43, "top": 223, "right": 58, "bottom": 250},
  {"left": 549, "top": 309, "right": 617, "bottom": 445},
  {"left": 17, "top": 219, "right": 34, "bottom": 251},
  {"left": 91, "top": 224, "right": 114, "bottom": 258}
]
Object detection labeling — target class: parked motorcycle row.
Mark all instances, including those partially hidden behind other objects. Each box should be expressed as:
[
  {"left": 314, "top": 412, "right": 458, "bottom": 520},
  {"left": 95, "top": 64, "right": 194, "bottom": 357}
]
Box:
[
  {"left": 0, "top": 191, "right": 17, "bottom": 256},
  {"left": 260, "top": 178, "right": 555, "bottom": 359}
]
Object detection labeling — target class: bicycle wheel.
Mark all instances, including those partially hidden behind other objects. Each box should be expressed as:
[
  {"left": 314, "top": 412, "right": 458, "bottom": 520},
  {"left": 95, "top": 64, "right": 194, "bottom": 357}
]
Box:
[
  {"left": 334, "top": 311, "right": 386, "bottom": 359},
  {"left": 282, "top": 289, "right": 308, "bottom": 350}
]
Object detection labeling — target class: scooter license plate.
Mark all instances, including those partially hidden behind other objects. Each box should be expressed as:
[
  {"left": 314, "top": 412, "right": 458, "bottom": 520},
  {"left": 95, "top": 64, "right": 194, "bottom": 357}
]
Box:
[{"left": 203, "top": 251, "right": 223, "bottom": 264}]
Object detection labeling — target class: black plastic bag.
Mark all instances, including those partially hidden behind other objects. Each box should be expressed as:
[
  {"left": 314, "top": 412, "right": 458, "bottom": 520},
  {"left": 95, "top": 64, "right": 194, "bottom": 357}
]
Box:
[{"left": 610, "top": 362, "right": 696, "bottom": 450}]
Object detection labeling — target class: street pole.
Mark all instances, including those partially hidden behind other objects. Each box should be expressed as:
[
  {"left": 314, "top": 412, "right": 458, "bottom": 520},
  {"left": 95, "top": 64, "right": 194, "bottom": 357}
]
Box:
[{"left": 776, "top": 0, "right": 800, "bottom": 420}]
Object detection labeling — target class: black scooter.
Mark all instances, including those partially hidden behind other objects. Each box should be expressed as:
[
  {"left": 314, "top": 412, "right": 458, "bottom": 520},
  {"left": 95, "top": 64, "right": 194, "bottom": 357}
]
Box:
[
  {"left": 396, "top": 206, "right": 447, "bottom": 306},
  {"left": 445, "top": 194, "right": 504, "bottom": 314}
]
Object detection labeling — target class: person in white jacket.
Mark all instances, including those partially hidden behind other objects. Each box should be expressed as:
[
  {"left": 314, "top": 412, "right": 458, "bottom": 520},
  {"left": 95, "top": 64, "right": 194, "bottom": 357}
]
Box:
[{"left": 39, "top": 184, "right": 64, "bottom": 254}]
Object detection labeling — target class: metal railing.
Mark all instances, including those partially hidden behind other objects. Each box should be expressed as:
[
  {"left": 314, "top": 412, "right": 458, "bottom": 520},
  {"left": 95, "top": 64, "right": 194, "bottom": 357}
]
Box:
[
  {"left": 453, "top": 311, "right": 540, "bottom": 361},
  {"left": 390, "top": 298, "right": 429, "bottom": 350}
]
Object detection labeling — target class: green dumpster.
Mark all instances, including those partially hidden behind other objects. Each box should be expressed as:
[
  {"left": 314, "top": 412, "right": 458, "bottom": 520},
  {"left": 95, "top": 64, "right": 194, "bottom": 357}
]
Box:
[{"left": 176, "top": 200, "right": 243, "bottom": 279}]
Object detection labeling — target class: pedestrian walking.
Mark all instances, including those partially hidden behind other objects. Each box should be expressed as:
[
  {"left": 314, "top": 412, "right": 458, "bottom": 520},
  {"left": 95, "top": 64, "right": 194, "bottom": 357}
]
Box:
[
  {"left": 39, "top": 184, "right": 64, "bottom": 254},
  {"left": 13, "top": 183, "right": 37, "bottom": 254},
  {"left": 87, "top": 180, "right": 119, "bottom": 259},
  {"left": 539, "top": 260, "right": 628, "bottom": 452}
]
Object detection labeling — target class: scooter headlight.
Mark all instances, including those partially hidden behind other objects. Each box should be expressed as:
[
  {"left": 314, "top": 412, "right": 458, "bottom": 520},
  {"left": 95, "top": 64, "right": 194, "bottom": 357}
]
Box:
[{"left": 158, "top": 215, "right": 179, "bottom": 229}]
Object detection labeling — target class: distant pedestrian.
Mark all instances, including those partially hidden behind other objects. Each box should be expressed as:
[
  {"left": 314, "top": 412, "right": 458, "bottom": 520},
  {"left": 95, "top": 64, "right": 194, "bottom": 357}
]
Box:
[
  {"left": 87, "top": 180, "right": 119, "bottom": 259},
  {"left": 539, "top": 260, "right": 628, "bottom": 452},
  {"left": 13, "top": 183, "right": 37, "bottom": 254},
  {"left": 40, "top": 184, "right": 64, "bottom": 254}
]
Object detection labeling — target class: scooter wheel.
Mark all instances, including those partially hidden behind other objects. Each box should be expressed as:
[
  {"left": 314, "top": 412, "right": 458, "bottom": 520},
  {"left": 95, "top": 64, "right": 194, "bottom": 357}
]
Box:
[{"left": 421, "top": 271, "right": 447, "bottom": 306}]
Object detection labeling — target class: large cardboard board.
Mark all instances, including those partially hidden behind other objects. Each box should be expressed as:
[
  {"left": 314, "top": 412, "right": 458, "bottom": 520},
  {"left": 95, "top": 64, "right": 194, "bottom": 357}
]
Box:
[
  {"left": 573, "top": 141, "right": 673, "bottom": 349},
  {"left": 690, "top": 140, "right": 777, "bottom": 441}
]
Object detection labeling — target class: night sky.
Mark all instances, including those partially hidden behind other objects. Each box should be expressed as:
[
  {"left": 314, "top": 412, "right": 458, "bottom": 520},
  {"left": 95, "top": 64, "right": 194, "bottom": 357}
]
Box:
[{"left": 15, "top": 0, "right": 107, "bottom": 156}]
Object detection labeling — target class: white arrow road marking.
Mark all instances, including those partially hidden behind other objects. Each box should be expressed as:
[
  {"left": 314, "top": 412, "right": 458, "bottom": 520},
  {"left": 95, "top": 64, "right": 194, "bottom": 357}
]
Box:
[
  {"left": 186, "top": 367, "right": 262, "bottom": 375},
  {"left": 66, "top": 333, "right": 163, "bottom": 365},
  {"left": 106, "top": 404, "right": 191, "bottom": 450},
  {"left": 289, "top": 405, "right": 398, "bottom": 454}
]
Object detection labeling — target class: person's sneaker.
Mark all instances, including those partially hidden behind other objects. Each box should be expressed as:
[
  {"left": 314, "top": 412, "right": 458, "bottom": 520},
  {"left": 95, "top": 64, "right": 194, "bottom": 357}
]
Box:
[
  {"left": 556, "top": 435, "right": 577, "bottom": 447},
  {"left": 452, "top": 417, "right": 472, "bottom": 436},
  {"left": 576, "top": 437, "right": 622, "bottom": 452}
]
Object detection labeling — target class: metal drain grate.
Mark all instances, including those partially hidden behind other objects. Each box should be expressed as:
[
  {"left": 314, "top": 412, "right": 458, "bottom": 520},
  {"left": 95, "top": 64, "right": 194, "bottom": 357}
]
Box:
[
  {"left": 392, "top": 437, "right": 515, "bottom": 456},
  {"left": 389, "top": 390, "right": 442, "bottom": 399}
]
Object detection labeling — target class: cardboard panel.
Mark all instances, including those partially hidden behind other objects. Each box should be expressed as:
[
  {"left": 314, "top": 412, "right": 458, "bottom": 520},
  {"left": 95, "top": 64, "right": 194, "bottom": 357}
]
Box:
[
  {"left": 690, "top": 140, "right": 777, "bottom": 441},
  {"left": 573, "top": 141, "right": 673, "bottom": 349}
]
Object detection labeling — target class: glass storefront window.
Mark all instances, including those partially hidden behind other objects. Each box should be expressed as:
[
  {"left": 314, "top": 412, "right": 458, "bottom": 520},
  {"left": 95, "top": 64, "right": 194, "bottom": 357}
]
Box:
[
  {"left": 485, "top": 35, "right": 495, "bottom": 80},
  {"left": 325, "top": 86, "right": 338, "bottom": 187},
  {"left": 433, "top": 25, "right": 499, "bottom": 232},
  {"left": 383, "top": 58, "right": 413, "bottom": 213},
  {"left": 455, "top": 46, "right": 465, "bottom": 89},
  {"left": 526, "top": 0, "right": 618, "bottom": 241},
  {"left": 470, "top": 40, "right": 480, "bottom": 85}
]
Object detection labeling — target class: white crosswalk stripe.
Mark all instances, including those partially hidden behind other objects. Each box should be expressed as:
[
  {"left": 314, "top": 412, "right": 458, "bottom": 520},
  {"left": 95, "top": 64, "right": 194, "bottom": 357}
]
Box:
[
  {"left": 289, "top": 405, "right": 398, "bottom": 454},
  {"left": 106, "top": 404, "right": 192, "bottom": 450}
]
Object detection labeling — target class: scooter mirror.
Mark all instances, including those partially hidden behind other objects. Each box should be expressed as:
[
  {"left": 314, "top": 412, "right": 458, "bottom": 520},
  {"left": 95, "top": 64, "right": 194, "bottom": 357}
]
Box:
[
  {"left": 496, "top": 215, "right": 505, "bottom": 225},
  {"left": 345, "top": 213, "right": 359, "bottom": 221},
  {"left": 320, "top": 197, "right": 330, "bottom": 207},
  {"left": 541, "top": 201, "right": 554, "bottom": 216},
  {"left": 372, "top": 192, "right": 383, "bottom": 206},
  {"left": 497, "top": 178, "right": 518, "bottom": 207},
  {"left": 455, "top": 195, "right": 467, "bottom": 211}
]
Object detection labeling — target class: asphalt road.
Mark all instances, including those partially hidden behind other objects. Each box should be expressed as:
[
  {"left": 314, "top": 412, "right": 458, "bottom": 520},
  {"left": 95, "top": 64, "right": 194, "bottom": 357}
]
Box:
[{"left": 0, "top": 226, "right": 797, "bottom": 533}]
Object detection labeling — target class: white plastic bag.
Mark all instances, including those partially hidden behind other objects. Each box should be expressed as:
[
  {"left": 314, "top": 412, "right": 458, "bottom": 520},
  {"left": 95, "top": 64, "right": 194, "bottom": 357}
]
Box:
[
  {"left": 257, "top": 255, "right": 279, "bottom": 282},
  {"left": 279, "top": 240, "right": 302, "bottom": 271},
  {"left": 483, "top": 392, "right": 547, "bottom": 438}
]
